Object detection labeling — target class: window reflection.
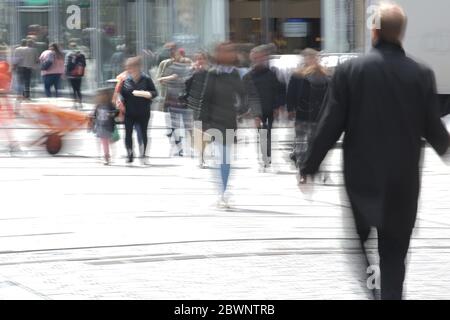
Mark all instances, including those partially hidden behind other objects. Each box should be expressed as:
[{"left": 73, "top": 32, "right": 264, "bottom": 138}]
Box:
[{"left": 0, "top": 0, "right": 365, "bottom": 90}]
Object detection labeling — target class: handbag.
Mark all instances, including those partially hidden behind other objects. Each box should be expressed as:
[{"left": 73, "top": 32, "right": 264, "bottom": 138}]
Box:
[
  {"left": 41, "top": 52, "right": 54, "bottom": 71},
  {"left": 70, "top": 64, "right": 85, "bottom": 77},
  {"left": 110, "top": 126, "right": 120, "bottom": 143}
]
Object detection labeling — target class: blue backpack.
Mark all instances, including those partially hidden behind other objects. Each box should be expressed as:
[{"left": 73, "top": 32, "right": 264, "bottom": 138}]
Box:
[{"left": 41, "top": 52, "right": 55, "bottom": 71}]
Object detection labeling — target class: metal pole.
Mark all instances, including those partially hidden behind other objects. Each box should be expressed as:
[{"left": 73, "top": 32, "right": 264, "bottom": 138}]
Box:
[
  {"left": 261, "top": 0, "right": 270, "bottom": 44},
  {"left": 137, "top": 0, "right": 148, "bottom": 72},
  {"left": 10, "top": 0, "right": 21, "bottom": 46},
  {"left": 90, "top": 0, "right": 101, "bottom": 87},
  {"left": 49, "top": 0, "right": 60, "bottom": 43}
]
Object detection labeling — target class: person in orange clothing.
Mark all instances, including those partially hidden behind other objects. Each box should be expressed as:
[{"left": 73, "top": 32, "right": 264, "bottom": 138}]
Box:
[
  {"left": 0, "top": 60, "right": 20, "bottom": 152},
  {"left": 0, "top": 60, "right": 11, "bottom": 92}
]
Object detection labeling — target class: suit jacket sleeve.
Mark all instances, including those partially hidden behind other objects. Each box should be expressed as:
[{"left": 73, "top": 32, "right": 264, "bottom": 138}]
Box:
[
  {"left": 300, "top": 65, "right": 349, "bottom": 175},
  {"left": 234, "top": 73, "right": 249, "bottom": 116},
  {"left": 200, "top": 71, "right": 213, "bottom": 123},
  {"left": 243, "top": 74, "right": 262, "bottom": 118},
  {"left": 423, "top": 68, "right": 449, "bottom": 156},
  {"left": 275, "top": 73, "right": 286, "bottom": 108},
  {"left": 286, "top": 76, "right": 297, "bottom": 113}
]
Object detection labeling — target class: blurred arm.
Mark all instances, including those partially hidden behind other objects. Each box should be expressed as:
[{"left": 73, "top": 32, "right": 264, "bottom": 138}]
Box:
[{"left": 300, "top": 65, "right": 349, "bottom": 176}]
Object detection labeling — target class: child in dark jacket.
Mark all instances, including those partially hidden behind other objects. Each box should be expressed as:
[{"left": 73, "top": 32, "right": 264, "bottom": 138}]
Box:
[{"left": 92, "top": 88, "right": 119, "bottom": 165}]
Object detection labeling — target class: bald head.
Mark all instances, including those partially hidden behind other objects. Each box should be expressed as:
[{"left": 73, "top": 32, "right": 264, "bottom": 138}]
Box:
[{"left": 372, "top": 2, "right": 407, "bottom": 45}]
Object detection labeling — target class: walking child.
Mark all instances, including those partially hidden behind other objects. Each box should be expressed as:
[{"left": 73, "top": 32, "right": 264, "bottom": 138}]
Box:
[{"left": 92, "top": 88, "right": 119, "bottom": 165}]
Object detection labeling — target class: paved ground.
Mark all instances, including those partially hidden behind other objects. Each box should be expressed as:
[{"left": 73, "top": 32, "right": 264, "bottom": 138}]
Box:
[{"left": 0, "top": 98, "right": 449, "bottom": 300}]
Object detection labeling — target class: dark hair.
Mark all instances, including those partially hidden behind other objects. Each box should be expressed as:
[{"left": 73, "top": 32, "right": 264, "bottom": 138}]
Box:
[
  {"left": 49, "top": 43, "right": 63, "bottom": 58},
  {"left": 214, "top": 41, "right": 238, "bottom": 66}
]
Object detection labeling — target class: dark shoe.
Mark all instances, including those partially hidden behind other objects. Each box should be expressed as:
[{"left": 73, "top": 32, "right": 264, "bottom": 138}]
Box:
[
  {"left": 289, "top": 152, "right": 297, "bottom": 162},
  {"left": 127, "top": 151, "right": 134, "bottom": 163}
]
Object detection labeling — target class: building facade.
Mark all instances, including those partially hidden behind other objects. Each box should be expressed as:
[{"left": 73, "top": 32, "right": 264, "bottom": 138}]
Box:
[{"left": 0, "top": 0, "right": 366, "bottom": 90}]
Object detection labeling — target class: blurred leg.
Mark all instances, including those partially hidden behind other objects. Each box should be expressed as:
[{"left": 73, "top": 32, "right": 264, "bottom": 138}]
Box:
[
  {"left": 43, "top": 75, "right": 51, "bottom": 98},
  {"left": 23, "top": 68, "right": 32, "bottom": 99},
  {"left": 378, "top": 227, "right": 412, "bottom": 300},
  {"left": 101, "top": 138, "right": 110, "bottom": 158},
  {"left": 124, "top": 115, "right": 135, "bottom": 160},
  {"left": 53, "top": 75, "right": 61, "bottom": 98},
  {"left": 136, "top": 113, "right": 150, "bottom": 156},
  {"left": 220, "top": 144, "right": 231, "bottom": 194}
]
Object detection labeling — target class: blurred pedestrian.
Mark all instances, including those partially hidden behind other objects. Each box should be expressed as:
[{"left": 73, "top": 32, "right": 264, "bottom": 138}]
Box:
[
  {"left": 158, "top": 48, "right": 193, "bottom": 157},
  {"left": 91, "top": 88, "right": 119, "bottom": 165},
  {"left": 201, "top": 42, "right": 247, "bottom": 207},
  {"left": 300, "top": 3, "right": 450, "bottom": 300},
  {"left": 244, "top": 44, "right": 286, "bottom": 169},
  {"left": 12, "top": 39, "right": 38, "bottom": 100},
  {"left": 119, "top": 57, "right": 158, "bottom": 164},
  {"left": 184, "top": 51, "right": 210, "bottom": 167},
  {"left": 110, "top": 44, "right": 127, "bottom": 78},
  {"left": 65, "top": 42, "right": 86, "bottom": 109},
  {"left": 155, "top": 43, "right": 178, "bottom": 101},
  {"left": 39, "top": 43, "right": 65, "bottom": 98},
  {"left": 287, "top": 48, "right": 329, "bottom": 169},
  {"left": 0, "top": 60, "right": 20, "bottom": 152}
]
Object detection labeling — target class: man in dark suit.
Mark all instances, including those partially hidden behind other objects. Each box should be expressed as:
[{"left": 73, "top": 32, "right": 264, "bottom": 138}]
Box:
[{"left": 300, "top": 3, "right": 449, "bottom": 300}]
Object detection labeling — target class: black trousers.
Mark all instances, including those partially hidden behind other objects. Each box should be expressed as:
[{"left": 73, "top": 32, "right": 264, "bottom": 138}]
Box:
[
  {"left": 377, "top": 227, "right": 412, "bottom": 300},
  {"left": 356, "top": 213, "right": 412, "bottom": 300},
  {"left": 124, "top": 113, "right": 150, "bottom": 156},
  {"left": 258, "top": 114, "right": 273, "bottom": 159},
  {"left": 17, "top": 67, "right": 32, "bottom": 98},
  {"left": 69, "top": 78, "right": 82, "bottom": 103}
]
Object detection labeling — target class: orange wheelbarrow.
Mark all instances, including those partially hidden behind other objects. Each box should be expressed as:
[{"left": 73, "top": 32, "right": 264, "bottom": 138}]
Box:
[{"left": 22, "top": 103, "right": 91, "bottom": 155}]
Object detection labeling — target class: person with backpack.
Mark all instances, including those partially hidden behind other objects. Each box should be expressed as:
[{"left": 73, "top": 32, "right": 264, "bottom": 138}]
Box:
[
  {"left": 287, "top": 48, "right": 329, "bottom": 173},
  {"left": 65, "top": 42, "right": 86, "bottom": 109},
  {"left": 91, "top": 88, "right": 119, "bottom": 165},
  {"left": 39, "top": 43, "right": 65, "bottom": 98}
]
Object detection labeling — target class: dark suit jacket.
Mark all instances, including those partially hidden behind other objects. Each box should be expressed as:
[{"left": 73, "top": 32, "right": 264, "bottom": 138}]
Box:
[
  {"left": 301, "top": 40, "right": 449, "bottom": 230},
  {"left": 200, "top": 68, "right": 247, "bottom": 138}
]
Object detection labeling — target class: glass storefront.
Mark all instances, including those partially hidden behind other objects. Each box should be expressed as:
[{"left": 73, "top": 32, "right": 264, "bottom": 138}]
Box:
[{"left": 0, "top": 0, "right": 365, "bottom": 91}]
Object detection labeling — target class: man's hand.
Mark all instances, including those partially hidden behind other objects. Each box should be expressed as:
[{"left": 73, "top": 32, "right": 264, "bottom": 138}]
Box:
[
  {"left": 299, "top": 175, "right": 308, "bottom": 185},
  {"left": 298, "top": 174, "right": 314, "bottom": 194}
]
